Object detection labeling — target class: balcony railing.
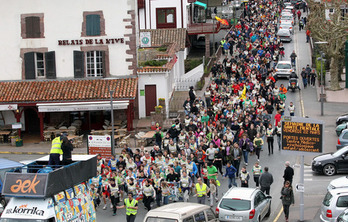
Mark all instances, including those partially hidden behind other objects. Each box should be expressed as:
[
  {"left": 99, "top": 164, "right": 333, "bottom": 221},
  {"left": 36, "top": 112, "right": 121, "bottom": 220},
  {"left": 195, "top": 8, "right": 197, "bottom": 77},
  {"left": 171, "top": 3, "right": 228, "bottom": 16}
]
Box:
[{"left": 187, "top": 21, "right": 221, "bottom": 35}]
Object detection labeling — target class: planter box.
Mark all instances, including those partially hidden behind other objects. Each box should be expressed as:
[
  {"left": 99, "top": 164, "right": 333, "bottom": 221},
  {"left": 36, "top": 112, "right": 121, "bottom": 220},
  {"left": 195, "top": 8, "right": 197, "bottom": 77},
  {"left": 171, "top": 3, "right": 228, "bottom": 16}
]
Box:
[{"left": 15, "top": 140, "right": 23, "bottom": 147}]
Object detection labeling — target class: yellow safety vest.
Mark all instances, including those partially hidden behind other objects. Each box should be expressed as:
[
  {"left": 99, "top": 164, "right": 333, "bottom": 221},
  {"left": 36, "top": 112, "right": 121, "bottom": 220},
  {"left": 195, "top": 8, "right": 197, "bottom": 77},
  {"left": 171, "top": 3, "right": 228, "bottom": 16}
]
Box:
[
  {"left": 195, "top": 183, "right": 207, "bottom": 197},
  {"left": 50, "top": 137, "right": 63, "bottom": 154},
  {"left": 125, "top": 198, "right": 138, "bottom": 215}
]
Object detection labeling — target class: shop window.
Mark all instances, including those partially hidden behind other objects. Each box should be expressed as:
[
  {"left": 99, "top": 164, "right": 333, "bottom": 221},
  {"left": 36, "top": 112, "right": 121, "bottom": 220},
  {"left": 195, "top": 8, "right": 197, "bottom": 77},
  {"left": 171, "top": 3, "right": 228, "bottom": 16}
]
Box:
[
  {"left": 21, "top": 14, "right": 45, "bottom": 39},
  {"left": 156, "top": 8, "right": 176, "bottom": 28},
  {"left": 24, "top": 51, "right": 56, "bottom": 79}
]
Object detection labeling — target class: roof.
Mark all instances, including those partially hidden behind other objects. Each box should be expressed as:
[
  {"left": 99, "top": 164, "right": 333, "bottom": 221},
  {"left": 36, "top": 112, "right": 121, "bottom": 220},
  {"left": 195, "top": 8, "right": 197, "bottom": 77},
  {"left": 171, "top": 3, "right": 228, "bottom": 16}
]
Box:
[
  {"left": 224, "top": 187, "right": 258, "bottom": 199},
  {"left": 140, "top": 28, "right": 187, "bottom": 50},
  {"left": 0, "top": 78, "right": 138, "bottom": 103},
  {"left": 146, "top": 203, "right": 209, "bottom": 219},
  {"left": 0, "top": 158, "right": 23, "bottom": 170}
]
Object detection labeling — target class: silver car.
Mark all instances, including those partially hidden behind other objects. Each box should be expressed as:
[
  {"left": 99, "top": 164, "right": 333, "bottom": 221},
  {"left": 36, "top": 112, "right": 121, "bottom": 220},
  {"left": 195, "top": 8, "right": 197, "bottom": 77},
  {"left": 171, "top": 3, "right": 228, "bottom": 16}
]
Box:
[
  {"left": 275, "top": 61, "right": 294, "bottom": 78},
  {"left": 320, "top": 188, "right": 348, "bottom": 222},
  {"left": 277, "top": 29, "right": 292, "bottom": 42},
  {"left": 216, "top": 187, "right": 271, "bottom": 222},
  {"left": 337, "top": 129, "right": 348, "bottom": 149}
]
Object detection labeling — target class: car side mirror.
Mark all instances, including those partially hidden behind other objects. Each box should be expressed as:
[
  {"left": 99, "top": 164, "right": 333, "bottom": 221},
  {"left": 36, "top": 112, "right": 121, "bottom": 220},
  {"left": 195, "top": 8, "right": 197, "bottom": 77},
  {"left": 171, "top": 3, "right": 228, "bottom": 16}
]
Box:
[
  {"left": 342, "top": 154, "right": 346, "bottom": 159},
  {"left": 267, "top": 195, "right": 272, "bottom": 199}
]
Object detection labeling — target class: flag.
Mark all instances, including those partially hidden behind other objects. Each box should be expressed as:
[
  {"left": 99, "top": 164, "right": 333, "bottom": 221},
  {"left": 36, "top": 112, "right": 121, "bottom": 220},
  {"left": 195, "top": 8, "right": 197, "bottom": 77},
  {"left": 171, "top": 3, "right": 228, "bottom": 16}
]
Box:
[
  {"left": 215, "top": 16, "right": 229, "bottom": 26},
  {"left": 239, "top": 85, "right": 246, "bottom": 101}
]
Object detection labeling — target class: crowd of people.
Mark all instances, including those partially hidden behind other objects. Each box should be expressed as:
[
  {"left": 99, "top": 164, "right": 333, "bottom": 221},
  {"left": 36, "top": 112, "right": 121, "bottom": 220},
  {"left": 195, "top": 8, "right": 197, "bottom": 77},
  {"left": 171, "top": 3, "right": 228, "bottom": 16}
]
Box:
[{"left": 80, "top": 0, "right": 307, "bottom": 221}]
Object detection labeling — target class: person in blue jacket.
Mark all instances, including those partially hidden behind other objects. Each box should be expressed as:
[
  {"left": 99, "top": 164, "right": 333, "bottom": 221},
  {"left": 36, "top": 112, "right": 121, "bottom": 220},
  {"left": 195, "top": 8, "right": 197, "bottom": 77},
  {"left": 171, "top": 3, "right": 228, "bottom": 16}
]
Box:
[
  {"left": 186, "top": 157, "right": 198, "bottom": 183},
  {"left": 224, "top": 162, "right": 237, "bottom": 188}
]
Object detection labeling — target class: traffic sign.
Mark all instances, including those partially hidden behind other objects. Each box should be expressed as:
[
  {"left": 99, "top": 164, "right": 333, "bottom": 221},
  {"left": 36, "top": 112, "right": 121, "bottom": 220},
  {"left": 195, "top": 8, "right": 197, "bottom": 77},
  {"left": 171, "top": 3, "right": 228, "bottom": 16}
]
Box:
[{"left": 296, "top": 183, "right": 304, "bottom": 192}]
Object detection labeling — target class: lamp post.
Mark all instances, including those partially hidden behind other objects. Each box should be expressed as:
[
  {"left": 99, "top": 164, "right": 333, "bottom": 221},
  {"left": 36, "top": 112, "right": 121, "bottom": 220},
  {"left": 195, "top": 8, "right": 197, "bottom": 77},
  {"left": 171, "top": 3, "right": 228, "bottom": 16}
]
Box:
[
  {"left": 212, "top": 13, "right": 216, "bottom": 57},
  {"left": 314, "top": 41, "right": 328, "bottom": 116},
  {"left": 108, "top": 85, "right": 115, "bottom": 156}
]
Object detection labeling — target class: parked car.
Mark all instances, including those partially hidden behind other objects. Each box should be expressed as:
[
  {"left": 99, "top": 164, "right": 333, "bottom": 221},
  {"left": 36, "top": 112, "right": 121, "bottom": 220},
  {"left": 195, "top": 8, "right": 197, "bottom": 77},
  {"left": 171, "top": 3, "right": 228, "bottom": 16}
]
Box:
[
  {"left": 320, "top": 188, "right": 348, "bottom": 222},
  {"left": 275, "top": 61, "right": 294, "bottom": 78},
  {"left": 216, "top": 187, "right": 271, "bottom": 222},
  {"left": 337, "top": 113, "right": 348, "bottom": 126},
  {"left": 277, "top": 29, "right": 292, "bottom": 42},
  {"left": 312, "top": 146, "right": 348, "bottom": 176},
  {"left": 336, "top": 123, "right": 348, "bottom": 136},
  {"left": 337, "top": 208, "right": 348, "bottom": 222},
  {"left": 337, "top": 129, "right": 348, "bottom": 149},
  {"left": 327, "top": 176, "right": 348, "bottom": 190},
  {"left": 144, "top": 202, "right": 218, "bottom": 222}
]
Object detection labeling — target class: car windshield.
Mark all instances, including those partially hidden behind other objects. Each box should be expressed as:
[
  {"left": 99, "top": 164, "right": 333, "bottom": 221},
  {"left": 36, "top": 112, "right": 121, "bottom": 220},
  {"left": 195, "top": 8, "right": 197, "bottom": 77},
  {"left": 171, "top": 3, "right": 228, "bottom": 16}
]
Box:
[
  {"left": 323, "top": 192, "right": 333, "bottom": 207},
  {"left": 219, "top": 199, "right": 251, "bottom": 211},
  {"left": 333, "top": 148, "right": 348, "bottom": 158},
  {"left": 277, "top": 64, "right": 292, "bottom": 69}
]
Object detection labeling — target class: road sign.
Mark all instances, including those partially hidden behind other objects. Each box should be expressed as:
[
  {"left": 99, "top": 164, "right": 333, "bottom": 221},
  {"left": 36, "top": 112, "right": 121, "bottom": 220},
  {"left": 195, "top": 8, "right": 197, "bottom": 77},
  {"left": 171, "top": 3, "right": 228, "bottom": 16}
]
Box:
[
  {"left": 88, "top": 135, "right": 112, "bottom": 159},
  {"left": 296, "top": 183, "right": 304, "bottom": 192},
  {"left": 140, "top": 32, "right": 151, "bottom": 47},
  {"left": 281, "top": 116, "right": 324, "bottom": 155}
]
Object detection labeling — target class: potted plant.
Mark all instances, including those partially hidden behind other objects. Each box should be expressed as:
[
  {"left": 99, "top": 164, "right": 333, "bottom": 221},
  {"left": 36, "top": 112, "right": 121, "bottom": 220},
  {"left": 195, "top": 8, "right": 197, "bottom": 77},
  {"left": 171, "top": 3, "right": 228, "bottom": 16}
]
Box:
[
  {"left": 155, "top": 105, "right": 163, "bottom": 114},
  {"left": 158, "top": 98, "right": 165, "bottom": 107},
  {"left": 15, "top": 138, "right": 23, "bottom": 147}
]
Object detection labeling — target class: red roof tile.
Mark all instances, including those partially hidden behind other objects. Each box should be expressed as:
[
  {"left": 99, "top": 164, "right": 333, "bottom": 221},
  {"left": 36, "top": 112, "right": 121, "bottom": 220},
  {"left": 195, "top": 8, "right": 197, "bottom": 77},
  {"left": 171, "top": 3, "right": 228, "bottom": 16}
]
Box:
[{"left": 0, "top": 78, "right": 137, "bottom": 103}]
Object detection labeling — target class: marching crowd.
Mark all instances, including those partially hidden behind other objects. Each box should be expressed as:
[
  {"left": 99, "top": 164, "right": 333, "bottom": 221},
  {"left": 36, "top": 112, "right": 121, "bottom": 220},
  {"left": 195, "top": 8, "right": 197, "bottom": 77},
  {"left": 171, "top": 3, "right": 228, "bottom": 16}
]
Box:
[{"left": 84, "top": 0, "right": 303, "bottom": 221}]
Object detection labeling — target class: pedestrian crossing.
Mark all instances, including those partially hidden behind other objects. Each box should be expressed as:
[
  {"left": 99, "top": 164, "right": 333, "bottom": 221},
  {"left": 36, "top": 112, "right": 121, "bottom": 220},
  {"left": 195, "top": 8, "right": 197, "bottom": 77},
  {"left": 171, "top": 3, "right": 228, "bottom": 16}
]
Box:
[{"left": 302, "top": 165, "right": 338, "bottom": 182}]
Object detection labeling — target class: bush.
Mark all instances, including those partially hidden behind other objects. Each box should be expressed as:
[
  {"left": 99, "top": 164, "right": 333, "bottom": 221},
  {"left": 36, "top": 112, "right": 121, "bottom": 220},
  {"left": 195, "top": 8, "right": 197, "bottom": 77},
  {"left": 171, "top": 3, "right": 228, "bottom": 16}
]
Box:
[
  {"left": 185, "top": 59, "right": 203, "bottom": 73},
  {"left": 140, "top": 60, "right": 167, "bottom": 67},
  {"left": 157, "top": 46, "right": 167, "bottom": 52},
  {"left": 196, "top": 78, "right": 205, "bottom": 90}
]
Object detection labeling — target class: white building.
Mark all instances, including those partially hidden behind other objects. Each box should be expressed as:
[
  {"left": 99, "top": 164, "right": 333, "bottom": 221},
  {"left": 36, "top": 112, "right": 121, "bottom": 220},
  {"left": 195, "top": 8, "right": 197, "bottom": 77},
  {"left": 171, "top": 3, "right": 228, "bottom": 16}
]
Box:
[{"left": 0, "top": 0, "right": 138, "bottom": 141}]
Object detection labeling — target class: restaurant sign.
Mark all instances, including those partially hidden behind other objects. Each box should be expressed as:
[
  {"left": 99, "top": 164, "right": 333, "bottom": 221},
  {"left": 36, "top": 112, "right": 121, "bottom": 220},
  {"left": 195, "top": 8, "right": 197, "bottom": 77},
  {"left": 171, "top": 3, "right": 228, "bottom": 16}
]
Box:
[
  {"left": 58, "top": 38, "right": 124, "bottom": 46},
  {"left": 2, "top": 173, "right": 48, "bottom": 197},
  {"left": 88, "top": 135, "right": 112, "bottom": 159},
  {"left": 0, "top": 104, "right": 17, "bottom": 111},
  {"left": 281, "top": 117, "right": 323, "bottom": 155}
]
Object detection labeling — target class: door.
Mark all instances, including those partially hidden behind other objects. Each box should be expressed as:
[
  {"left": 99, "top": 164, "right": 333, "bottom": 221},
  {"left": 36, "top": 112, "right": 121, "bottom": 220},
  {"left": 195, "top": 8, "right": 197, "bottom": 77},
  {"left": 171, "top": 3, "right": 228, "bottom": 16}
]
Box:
[
  {"left": 145, "top": 85, "right": 157, "bottom": 116},
  {"left": 337, "top": 150, "right": 348, "bottom": 171},
  {"left": 25, "top": 108, "right": 40, "bottom": 133}
]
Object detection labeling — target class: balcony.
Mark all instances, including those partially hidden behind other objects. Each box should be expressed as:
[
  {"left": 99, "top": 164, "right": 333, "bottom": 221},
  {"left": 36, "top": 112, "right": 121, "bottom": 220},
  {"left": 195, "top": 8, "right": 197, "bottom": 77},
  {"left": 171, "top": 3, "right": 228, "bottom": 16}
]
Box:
[{"left": 187, "top": 21, "right": 221, "bottom": 35}]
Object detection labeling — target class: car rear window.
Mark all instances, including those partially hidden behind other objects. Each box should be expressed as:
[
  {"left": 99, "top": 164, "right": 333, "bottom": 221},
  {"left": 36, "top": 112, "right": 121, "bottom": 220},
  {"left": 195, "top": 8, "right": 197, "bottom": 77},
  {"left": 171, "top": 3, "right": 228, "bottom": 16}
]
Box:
[
  {"left": 146, "top": 218, "right": 178, "bottom": 222},
  {"left": 219, "top": 198, "right": 251, "bottom": 211},
  {"left": 282, "top": 16, "right": 293, "bottom": 20},
  {"left": 323, "top": 192, "right": 333, "bottom": 207},
  {"left": 277, "top": 64, "right": 292, "bottom": 69},
  {"left": 337, "top": 195, "right": 348, "bottom": 207}
]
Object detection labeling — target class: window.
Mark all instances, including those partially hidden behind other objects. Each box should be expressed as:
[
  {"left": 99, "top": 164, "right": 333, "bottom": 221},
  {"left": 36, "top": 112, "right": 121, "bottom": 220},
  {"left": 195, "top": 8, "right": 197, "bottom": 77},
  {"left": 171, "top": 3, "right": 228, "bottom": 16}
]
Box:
[
  {"left": 219, "top": 199, "right": 251, "bottom": 211},
  {"left": 343, "top": 132, "right": 348, "bottom": 140},
  {"left": 86, "top": 51, "right": 104, "bottom": 77},
  {"left": 194, "top": 211, "right": 206, "bottom": 222},
  {"left": 86, "top": 14, "right": 101, "bottom": 36},
  {"left": 21, "top": 14, "right": 44, "bottom": 39},
  {"left": 82, "top": 11, "right": 105, "bottom": 37},
  {"left": 23, "top": 51, "right": 56, "bottom": 80},
  {"left": 156, "top": 8, "right": 176, "bottom": 28},
  {"left": 323, "top": 192, "right": 333, "bottom": 207},
  {"left": 183, "top": 216, "right": 194, "bottom": 222},
  {"left": 337, "top": 195, "right": 348, "bottom": 207}
]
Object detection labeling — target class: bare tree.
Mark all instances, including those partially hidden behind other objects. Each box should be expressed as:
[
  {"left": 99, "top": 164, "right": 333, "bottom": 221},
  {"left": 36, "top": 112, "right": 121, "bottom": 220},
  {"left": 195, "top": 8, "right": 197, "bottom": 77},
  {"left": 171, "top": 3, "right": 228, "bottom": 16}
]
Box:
[{"left": 307, "top": 0, "right": 348, "bottom": 90}]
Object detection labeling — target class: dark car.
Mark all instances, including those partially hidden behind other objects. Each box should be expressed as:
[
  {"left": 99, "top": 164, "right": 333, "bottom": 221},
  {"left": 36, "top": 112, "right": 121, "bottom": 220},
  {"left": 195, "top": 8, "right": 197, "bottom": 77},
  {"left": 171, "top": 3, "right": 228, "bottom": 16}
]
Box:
[
  {"left": 292, "top": 0, "right": 306, "bottom": 9},
  {"left": 337, "top": 113, "right": 348, "bottom": 126},
  {"left": 312, "top": 146, "right": 348, "bottom": 176}
]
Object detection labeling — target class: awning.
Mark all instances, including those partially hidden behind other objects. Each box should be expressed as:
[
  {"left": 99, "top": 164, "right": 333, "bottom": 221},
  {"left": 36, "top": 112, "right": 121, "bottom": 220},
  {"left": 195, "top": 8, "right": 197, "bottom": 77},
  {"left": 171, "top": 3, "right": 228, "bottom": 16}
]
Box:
[
  {"left": 37, "top": 101, "right": 129, "bottom": 112},
  {"left": 0, "top": 104, "right": 17, "bottom": 111}
]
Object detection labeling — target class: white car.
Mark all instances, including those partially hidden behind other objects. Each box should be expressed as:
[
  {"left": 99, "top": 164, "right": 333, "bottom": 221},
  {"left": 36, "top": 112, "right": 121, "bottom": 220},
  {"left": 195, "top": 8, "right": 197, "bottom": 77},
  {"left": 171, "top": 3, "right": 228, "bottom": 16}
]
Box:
[
  {"left": 275, "top": 61, "right": 294, "bottom": 77},
  {"left": 280, "top": 15, "right": 294, "bottom": 25},
  {"left": 320, "top": 188, "right": 348, "bottom": 222},
  {"left": 279, "top": 24, "right": 294, "bottom": 34},
  {"left": 284, "top": 2, "right": 292, "bottom": 7},
  {"left": 328, "top": 176, "right": 348, "bottom": 190},
  {"left": 277, "top": 29, "right": 293, "bottom": 42}
]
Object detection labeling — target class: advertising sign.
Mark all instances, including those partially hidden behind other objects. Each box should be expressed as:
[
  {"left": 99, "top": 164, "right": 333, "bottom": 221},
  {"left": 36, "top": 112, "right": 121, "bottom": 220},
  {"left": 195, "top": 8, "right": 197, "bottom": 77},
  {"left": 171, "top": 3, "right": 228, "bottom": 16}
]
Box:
[
  {"left": 140, "top": 32, "right": 151, "bottom": 47},
  {"left": 88, "top": 135, "right": 112, "bottom": 159},
  {"left": 281, "top": 117, "right": 324, "bottom": 155},
  {"left": 2, "top": 173, "right": 48, "bottom": 197}
]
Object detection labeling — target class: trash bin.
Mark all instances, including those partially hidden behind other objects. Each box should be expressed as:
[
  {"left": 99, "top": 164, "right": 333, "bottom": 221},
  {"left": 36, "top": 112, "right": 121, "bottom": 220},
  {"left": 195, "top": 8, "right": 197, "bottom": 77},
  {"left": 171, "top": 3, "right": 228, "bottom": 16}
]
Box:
[{"left": 15, "top": 139, "right": 23, "bottom": 147}]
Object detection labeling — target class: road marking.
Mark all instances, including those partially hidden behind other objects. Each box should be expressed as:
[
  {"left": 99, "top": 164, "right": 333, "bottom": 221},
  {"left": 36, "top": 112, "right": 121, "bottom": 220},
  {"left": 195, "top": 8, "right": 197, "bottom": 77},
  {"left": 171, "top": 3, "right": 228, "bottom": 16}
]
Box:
[{"left": 273, "top": 206, "right": 283, "bottom": 222}]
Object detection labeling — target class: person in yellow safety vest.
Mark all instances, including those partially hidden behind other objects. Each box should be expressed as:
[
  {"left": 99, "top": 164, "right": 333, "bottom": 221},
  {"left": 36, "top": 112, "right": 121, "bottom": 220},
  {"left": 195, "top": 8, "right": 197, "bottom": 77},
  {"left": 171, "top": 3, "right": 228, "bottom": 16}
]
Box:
[
  {"left": 195, "top": 177, "right": 210, "bottom": 205},
  {"left": 220, "top": 38, "right": 226, "bottom": 55},
  {"left": 48, "top": 133, "right": 63, "bottom": 168},
  {"left": 117, "top": 192, "right": 138, "bottom": 222}
]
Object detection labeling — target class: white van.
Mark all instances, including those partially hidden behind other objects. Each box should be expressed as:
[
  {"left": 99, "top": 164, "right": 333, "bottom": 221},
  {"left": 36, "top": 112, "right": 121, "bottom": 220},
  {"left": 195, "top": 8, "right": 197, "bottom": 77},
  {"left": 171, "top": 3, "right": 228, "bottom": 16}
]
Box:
[{"left": 144, "top": 202, "right": 218, "bottom": 222}]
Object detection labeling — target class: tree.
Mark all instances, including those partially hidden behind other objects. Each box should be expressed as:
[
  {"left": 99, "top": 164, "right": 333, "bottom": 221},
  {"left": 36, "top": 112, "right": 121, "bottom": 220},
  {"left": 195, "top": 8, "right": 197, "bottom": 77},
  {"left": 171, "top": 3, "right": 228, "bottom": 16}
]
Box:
[{"left": 307, "top": 0, "right": 348, "bottom": 90}]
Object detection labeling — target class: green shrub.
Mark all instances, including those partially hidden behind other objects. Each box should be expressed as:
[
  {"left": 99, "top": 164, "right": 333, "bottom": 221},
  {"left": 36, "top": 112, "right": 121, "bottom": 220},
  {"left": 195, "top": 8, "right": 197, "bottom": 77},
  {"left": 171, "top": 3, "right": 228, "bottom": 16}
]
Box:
[
  {"left": 140, "top": 60, "right": 167, "bottom": 67},
  {"left": 185, "top": 59, "right": 203, "bottom": 73},
  {"left": 157, "top": 46, "right": 167, "bottom": 52},
  {"left": 196, "top": 78, "right": 205, "bottom": 90}
]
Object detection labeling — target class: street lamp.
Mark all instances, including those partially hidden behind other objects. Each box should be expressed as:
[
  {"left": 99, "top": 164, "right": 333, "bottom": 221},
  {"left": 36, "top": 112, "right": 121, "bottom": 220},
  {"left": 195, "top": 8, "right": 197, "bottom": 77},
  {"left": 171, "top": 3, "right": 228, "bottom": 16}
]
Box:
[
  {"left": 314, "top": 41, "right": 328, "bottom": 116},
  {"left": 212, "top": 12, "right": 216, "bottom": 57},
  {"left": 107, "top": 85, "right": 115, "bottom": 156}
]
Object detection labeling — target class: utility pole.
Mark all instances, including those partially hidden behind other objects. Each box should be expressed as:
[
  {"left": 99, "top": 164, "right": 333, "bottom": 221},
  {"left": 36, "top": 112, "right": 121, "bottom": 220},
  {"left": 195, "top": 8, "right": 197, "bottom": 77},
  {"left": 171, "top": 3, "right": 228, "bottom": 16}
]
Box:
[{"left": 108, "top": 85, "right": 115, "bottom": 156}]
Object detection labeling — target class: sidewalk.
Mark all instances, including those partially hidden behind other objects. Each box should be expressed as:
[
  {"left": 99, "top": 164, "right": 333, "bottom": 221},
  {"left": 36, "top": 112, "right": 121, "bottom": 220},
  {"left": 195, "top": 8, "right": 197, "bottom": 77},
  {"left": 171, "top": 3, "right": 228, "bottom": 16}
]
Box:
[{"left": 319, "top": 71, "right": 348, "bottom": 103}]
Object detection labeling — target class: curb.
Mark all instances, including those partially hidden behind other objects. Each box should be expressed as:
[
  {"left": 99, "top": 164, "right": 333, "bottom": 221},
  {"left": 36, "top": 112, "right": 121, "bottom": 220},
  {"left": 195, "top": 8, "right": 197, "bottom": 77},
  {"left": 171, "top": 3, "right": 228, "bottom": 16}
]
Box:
[{"left": 0, "top": 151, "right": 87, "bottom": 155}]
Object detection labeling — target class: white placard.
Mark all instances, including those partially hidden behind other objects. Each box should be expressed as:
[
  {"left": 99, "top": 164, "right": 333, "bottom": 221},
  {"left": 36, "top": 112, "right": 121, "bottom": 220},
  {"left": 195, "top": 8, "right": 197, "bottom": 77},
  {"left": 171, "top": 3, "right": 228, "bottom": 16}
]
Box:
[
  {"left": 88, "top": 135, "right": 112, "bottom": 147},
  {"left": 140, "top": 32, "right": 151, "bottom": 47},
  {"left": 12, "top": 123, "right": 22, "bottom": 129},
  {"left": 0, "top": 104, "right": 17, "bottom": 111}
]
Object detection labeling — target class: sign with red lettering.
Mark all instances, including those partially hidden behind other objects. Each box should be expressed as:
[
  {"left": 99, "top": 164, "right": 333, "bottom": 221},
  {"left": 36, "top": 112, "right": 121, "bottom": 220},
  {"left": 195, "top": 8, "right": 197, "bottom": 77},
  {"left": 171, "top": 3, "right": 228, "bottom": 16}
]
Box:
[
  {"left": 2, "top": 173, "right": 48, "bottom": 197},
  {"left": 88, "top": 135, "right": 112, "bottom": 159},
  {"left": 57, "top": 38, "right": 124, "bottom": 46}
]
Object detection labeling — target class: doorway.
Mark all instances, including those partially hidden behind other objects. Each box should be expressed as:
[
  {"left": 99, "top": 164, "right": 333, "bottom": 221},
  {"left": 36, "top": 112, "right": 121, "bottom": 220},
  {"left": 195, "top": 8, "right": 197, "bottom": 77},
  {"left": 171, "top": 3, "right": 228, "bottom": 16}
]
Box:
[
  {"left": 145, "top": 85, "right": 157, "bottom": 116},
  {"left": 24, "top": 108, "right": 40, "bottom": 143}
]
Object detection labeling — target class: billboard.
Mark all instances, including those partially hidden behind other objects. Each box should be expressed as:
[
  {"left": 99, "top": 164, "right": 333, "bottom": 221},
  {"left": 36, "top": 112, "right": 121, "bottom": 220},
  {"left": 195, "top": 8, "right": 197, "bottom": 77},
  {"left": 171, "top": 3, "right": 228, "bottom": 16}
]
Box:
[
  {"left": 281, "top": 117, "right": 324, "bottom": 154},
  {"left": 2, "top": 173, "right": 48, "bottom": 197}
]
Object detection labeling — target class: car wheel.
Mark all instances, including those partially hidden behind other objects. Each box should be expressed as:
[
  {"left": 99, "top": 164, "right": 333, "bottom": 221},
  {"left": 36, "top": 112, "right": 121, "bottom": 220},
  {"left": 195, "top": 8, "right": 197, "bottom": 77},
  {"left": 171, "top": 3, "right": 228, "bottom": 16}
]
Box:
[
  {"left": 0, "top": 197, "right": 6, "bottom": 207},
  {"left": 323, "top": 164, "right": 336, "bottom": 176},
  {"left": 265, "top": 203, "right": 271, "bottom": 217}
]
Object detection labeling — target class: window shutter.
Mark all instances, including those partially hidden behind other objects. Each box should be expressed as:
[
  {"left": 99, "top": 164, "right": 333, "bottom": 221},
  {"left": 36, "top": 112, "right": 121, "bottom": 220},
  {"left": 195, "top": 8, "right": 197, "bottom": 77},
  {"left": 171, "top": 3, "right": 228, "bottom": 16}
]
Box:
[
  {"left": 24, "top": 52, "right": 36, "bottom": 79},
  {"left": 74, "top": 51, "right": 84, "bottom": 78},
  {"left": 26, "top": 16, "right": 40, "bottom": 38},
  {"left": 45, "top": 51, "right": 56, "bottom": 79},
  {"left": 86, "top": 14, "right": 100, "bottom": 36},
  {"left": 102, "top": 51, "right": 106, "bottom": 77}
]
